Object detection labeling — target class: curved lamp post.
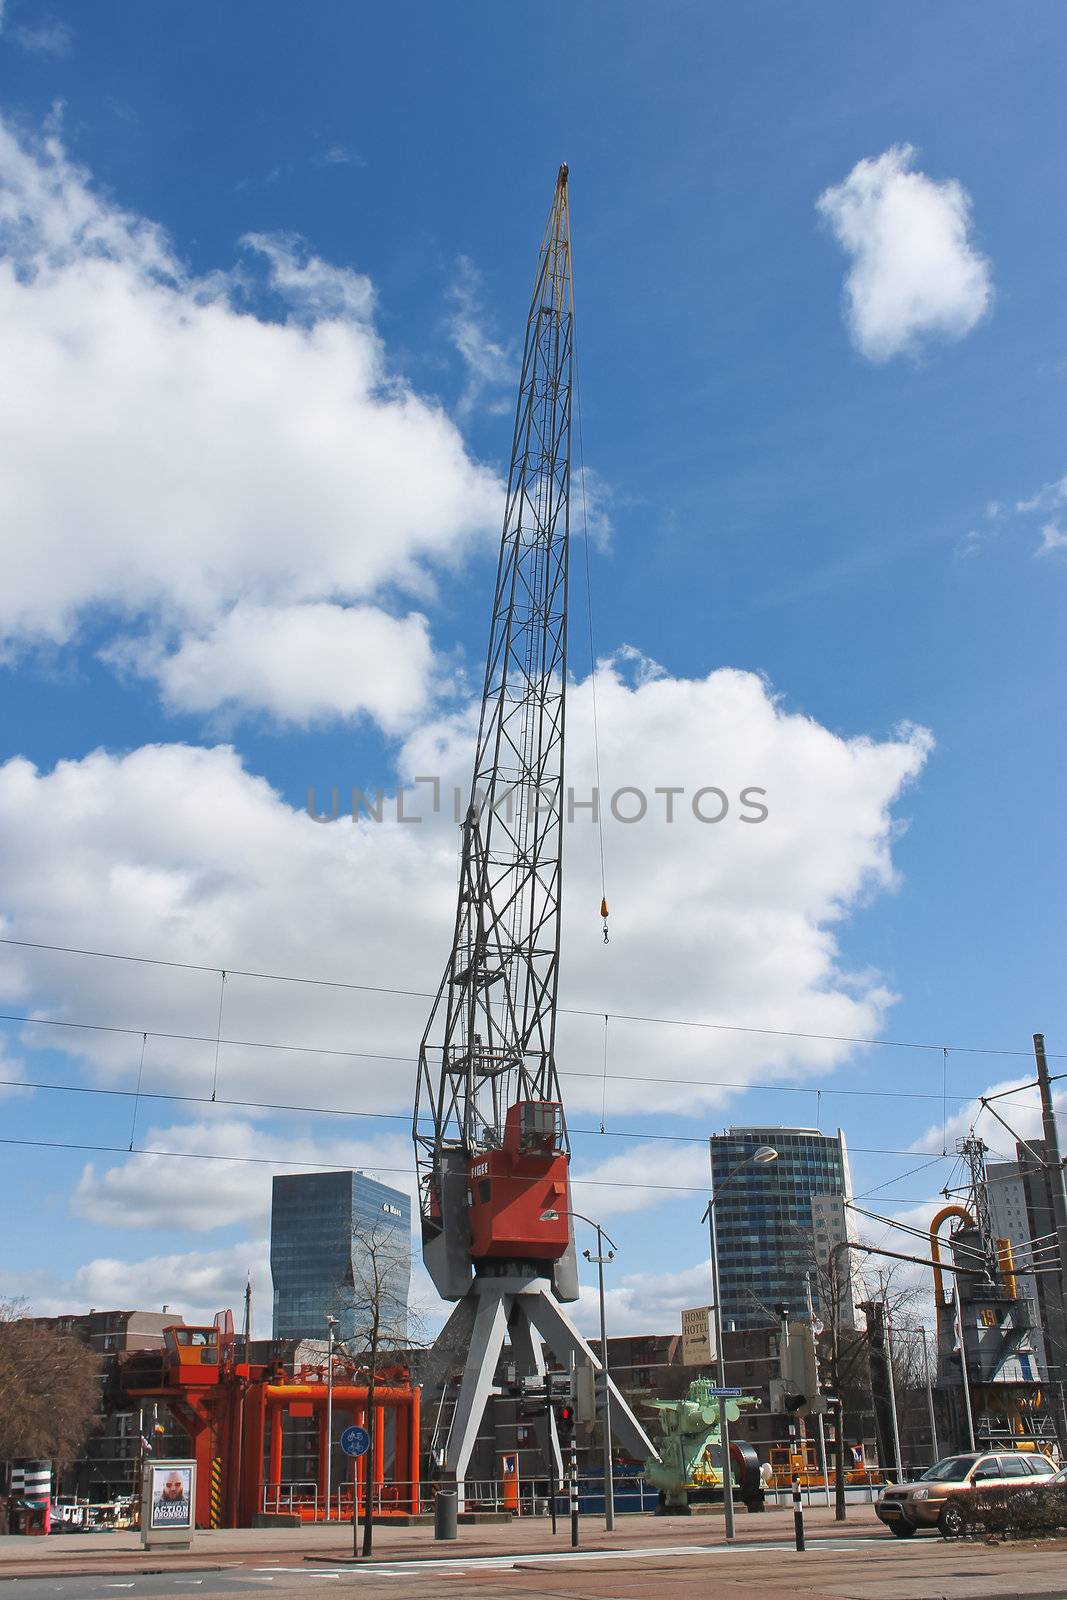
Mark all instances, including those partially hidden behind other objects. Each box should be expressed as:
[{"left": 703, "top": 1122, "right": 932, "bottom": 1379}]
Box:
[
  {"left": 539, "top": 1206, "right": 620, "bottom": 1531},
  {"left": 702, "top": 1142, "right": 778, "bottom": 1541}
]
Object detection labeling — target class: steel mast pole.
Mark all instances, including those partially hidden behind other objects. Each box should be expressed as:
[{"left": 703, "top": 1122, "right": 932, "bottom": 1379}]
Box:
[
  {"left": 883, "top": 1300, "right": 904, "bottom": 1481},
  {"left": 919, "top": 1325, "right": 939, "bottom": 1461},
  {"left": 1035, "top": 1032, "right": 1067, "bottom": 1451},
  {"left": 592, "top": 1225, "right": 616, "bottom": 1531},
  {"left": 706, "top": 1141, "right": 735, "bottom": 1542},
  {"left": 804, "top": 1273, "right": 831, "bottom": 1506},
  {"left": 325, "top": 1317, "right": 337, "bottom": 1520}
]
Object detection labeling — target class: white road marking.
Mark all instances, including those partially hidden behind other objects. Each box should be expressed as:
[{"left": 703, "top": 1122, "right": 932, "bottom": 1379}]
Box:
[{"left": 271, "top": 1536, "right": 900, "bottom": 1578}]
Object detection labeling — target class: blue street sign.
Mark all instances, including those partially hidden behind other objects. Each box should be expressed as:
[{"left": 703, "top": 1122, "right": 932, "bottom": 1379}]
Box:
[
  {"left": 708, "top": 1387, "right": 743, "bottom": 1398},
  {"left": 340, "top": 1425, "right": 371, "bottom": 1457}
]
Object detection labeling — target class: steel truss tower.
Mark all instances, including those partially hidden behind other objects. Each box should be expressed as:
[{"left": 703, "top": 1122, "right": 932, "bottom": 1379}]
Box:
[
  {"left": 414, "top": 171, "right": 572, "bottom": 1236},
  {"left": 412, "top": 168, "right": 654, "bottom": 1497}
]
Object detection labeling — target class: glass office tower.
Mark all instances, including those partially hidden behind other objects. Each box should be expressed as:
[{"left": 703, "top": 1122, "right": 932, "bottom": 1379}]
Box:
[
  {"left": 710, "top": 1126, "right": 856, "bottom": 1332},
  {"left": 270, "top": 1170, "right": 411, "bottom": 1343}
]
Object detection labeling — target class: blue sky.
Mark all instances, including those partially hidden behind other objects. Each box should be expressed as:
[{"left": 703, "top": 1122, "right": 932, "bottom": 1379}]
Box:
[{"left": 0, "top": 1, "right": 1064, "bottom": 1335}]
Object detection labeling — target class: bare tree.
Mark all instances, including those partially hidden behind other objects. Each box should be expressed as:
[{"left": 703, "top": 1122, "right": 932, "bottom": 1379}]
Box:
[
  {"left": 332, "top": 1218, "right": 414, "bottom": 1557},
  {"left": 0, "top": 1301, "right": 101, "bottom": 1467},
  {"left": 805, "top": 1243, "right": 924, "bottom": 1517}
]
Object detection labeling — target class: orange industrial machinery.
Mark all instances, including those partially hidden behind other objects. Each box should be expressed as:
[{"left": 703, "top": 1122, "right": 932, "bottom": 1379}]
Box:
[
  {"left": 465, "top": 1101, "right": 570, "bottom": 1261},
  {"left": 123, "top": 1314, "right": 420, "bottom": 1529}
]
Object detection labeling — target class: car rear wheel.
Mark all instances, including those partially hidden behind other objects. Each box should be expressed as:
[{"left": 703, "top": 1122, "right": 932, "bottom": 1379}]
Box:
[
  {"left": 938, "top": 1502, "right": 965, "bottom": 1538},
  {"left": 889, "top": 1520, "right": 916, "bottom": 1538}
]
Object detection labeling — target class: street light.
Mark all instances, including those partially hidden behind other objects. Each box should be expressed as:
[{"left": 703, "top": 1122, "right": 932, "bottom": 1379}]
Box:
[
  {"left": 539, "top": 1207, "right": 620, "bottom": 1531},
  {"left": 325, "top": 1315, "right": 339, "bottom": 1520},
  {"left": 702, "top": 1142, "right": 777, "bottom": 1543}
]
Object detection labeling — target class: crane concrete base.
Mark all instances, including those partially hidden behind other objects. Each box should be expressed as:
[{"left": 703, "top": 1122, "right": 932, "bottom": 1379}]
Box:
[{"left": 432, "top": 1270, "right": 656, "bottom": 1505}]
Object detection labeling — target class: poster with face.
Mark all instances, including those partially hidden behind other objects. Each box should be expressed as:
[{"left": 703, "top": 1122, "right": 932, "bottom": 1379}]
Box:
[{"left": 149, "top": 1464, "right": 193, "bottom": 1529}]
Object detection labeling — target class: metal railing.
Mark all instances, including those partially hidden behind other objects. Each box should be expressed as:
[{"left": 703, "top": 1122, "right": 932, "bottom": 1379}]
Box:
[
  {"left": 261, "top": 1481, "right": 318, "bottom": 1518},
  {"left": 764, "top": 1473, "right": 883, "bottom": 1507},
  {"left": 264, "top": 1472, "right": 888, "bottom": 1520}
]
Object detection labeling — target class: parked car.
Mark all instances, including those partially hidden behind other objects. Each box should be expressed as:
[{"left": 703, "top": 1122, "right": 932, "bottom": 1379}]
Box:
[{"left": 875, "top": 1451, "right": 1057, "bottom": 1537}]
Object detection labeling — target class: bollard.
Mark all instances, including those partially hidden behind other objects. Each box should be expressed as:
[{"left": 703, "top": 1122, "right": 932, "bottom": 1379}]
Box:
[
  {"left": 434, "top": 1488, "right": 458, "bottom": 1541},
  {"left": 792, "top": 1478, "right": 805, "bottom": 1551}
]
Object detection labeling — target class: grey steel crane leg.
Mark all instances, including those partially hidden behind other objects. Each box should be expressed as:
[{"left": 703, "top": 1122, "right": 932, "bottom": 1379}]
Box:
[
  {"left": 508, "top": 1301, "right": 563, "bottom": 1482},
  {"left": 440, "top": 1274, "right": 656, "bottom": 1505},
  {"left": 521, "top": 1280, "right": 657, "bottom": 1461},
  {"left": 445, "top": 1288, "right": 510, "bottom": 1494}
]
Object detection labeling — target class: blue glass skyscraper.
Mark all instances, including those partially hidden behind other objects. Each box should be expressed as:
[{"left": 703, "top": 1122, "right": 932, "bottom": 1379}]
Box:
[
  {"left": 710, "top": 1126, "right": 856, "bottom": 1332},
  {"left": 270, "top": 1170, "right": 411, "bottom": 1344}
]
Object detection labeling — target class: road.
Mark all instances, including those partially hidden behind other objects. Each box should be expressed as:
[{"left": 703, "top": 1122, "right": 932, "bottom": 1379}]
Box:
[{"left": 4, "top": 1530, "right": 1067, "bottom": 1600}]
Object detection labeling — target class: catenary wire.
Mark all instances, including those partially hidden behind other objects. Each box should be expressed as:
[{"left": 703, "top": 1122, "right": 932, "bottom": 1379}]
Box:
[
  {"left": 0, "top": 1009, "right": 1040, "bottom": 1106},
  {"left": 0, "top": 1073, "right": 962, "bottom": 1162},
  {"left": 0, "top": 935, "right": 1060, "bottom": 1060}
]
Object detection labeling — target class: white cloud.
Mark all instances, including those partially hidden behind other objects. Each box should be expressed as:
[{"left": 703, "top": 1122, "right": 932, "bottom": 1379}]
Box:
[
  {"left": 72, "top": 1116, "right": 416, "bottom": 1233},
  {"left": 11, "top": 1239, "right": 271, "bottom": 1329},
  {"left": 446, "top": 255, "right": 511, "bottom": 418},
  {"left": 0, "top": 1039, "right": 27, "bottom": 1097},
  {"left": 571, "top": 1142, "right": 709, "bottom": 1218},
  {"left": 107, "top": 602, "right": 437, "bottom": 730},
  {"left": 575, "top": 1258, "right": 713, "bottom": 1338},
  {"left": 817, "top": 144, "right": 992, "bottom": 361},
  {"left": 1016, "top": 475, "right": 1067, "bottom": 515},
  {"left": 0, "top": 662, "right": 930, "bottom": 1268},
  {"left": 11, "top": 19, "right": 72, "bottom": 55},
  {"left": 0, "top": 114, "right": 500, "bottom": 724},
  {"left": 911, "top": 1075, "right": 1063, "bottom": 1161},
  {"left": 1036, "top": 522, "right": 1067, "bottom": 558}
]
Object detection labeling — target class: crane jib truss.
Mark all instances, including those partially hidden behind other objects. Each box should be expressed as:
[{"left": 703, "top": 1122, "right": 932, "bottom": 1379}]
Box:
[
  {"left": 408, "top": 167, "right": 655, "bottom": 1497},
  {"left": 414, "top": 166, "right": 573, "bottom": 1250}
]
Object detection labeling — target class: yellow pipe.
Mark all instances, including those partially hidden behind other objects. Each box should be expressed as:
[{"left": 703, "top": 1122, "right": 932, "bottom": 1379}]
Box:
[
  {"left": 930, "top": 1203, "right": 974, "bottom": 1308},
  {"left": 996, "top": 1237, "right": 1017, "bottom": 1300}
]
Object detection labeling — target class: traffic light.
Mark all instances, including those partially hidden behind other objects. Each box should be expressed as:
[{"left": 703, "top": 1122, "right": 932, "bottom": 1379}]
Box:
[
  {"left": 554, "top": 1401, "right": 576, "bottom": 1439},
  {"left": 784, "top": 1321, "right": 825, "bottom": 1416}
]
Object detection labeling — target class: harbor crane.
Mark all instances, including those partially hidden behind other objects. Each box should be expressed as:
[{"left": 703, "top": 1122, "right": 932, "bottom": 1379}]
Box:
[{"left": 413, "top": 166, "right": 655, "bottom": 1497}]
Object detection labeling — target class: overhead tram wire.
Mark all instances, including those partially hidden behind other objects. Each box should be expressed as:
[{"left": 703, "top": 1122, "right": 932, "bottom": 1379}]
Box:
[
  {"left": 0, "top": 1007, "right": 1029, "bottom": 1105},
  {"left": 0, "top": 934, "right": 1061, "bottom": 1061},
  {"left": 0, "top": 1070, "right": 968, "bottom": 1160},
  {"left": 0, "top": 1130, "right": 956, "bottom": 1194}
]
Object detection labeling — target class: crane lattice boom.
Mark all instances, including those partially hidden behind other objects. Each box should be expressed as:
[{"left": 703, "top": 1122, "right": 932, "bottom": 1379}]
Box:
[{"left": 414, "top": 166, "right": 574, "bottom": 1294}]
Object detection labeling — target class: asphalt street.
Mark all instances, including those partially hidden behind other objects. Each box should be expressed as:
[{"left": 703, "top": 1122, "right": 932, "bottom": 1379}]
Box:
[{"left": 4, "top": 1534, "right": 1067, "bottom": 1600}]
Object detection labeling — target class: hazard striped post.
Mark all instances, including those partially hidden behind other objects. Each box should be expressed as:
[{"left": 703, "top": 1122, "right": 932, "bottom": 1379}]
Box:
[
  {"left": 789, "top": 1421, "right": 805, "bottom": 1551},
  {"left": 210, "top": 1458, "right": 222, "bottom": 1528},
  {"left": 569, "top": 1434, "right": 578, "bottom": 1549}
]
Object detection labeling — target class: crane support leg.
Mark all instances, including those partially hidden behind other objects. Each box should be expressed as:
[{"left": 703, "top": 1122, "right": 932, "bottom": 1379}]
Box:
[
  {"left": 446, "top": 1289, "right": 510, "bottom": 1493},
  {"left": 508, "top": 1300, "right": 563, "bottom": 1482},
  {"left": 521, "top": 1279, "right": 655, "bottom": 1461},
  {"left": 439, "top": 1273, "right": 655, "bottom": 1505}
]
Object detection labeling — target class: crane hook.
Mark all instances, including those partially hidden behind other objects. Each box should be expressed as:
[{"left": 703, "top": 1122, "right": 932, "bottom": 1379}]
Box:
[{"left": 600, "top": 896, "right": 609, "bottom": 944}]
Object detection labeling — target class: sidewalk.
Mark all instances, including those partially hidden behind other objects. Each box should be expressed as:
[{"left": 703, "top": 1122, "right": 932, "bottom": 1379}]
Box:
[{"left": 0, "top": 1504, "right": 874, "bottom": 1577}]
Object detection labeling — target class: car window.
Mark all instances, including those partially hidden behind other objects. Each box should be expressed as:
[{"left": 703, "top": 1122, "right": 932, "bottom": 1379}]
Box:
[
  {"left": 1025, "top": 1457, "right": 1054, "bottom": 1475},
  {"left": 921, "top": 1455, "right": 979, "bottom": 1482},
  {"left": 996, "top": 1456, "right": 1028, "bottom": 1478},
  {"left": 970, "top": 1457, "right": 999, "bottom": 1480}
]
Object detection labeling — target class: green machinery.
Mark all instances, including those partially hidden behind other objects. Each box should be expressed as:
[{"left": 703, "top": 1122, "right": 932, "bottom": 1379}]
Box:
[{"left": 643, "top": 1378, "right": 764, "bottom": 1513}]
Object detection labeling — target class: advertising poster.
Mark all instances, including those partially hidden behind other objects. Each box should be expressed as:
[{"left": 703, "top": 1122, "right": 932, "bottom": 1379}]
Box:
[{"left": 148, "top": 1464, "right": 193, "bottom": 1530}]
